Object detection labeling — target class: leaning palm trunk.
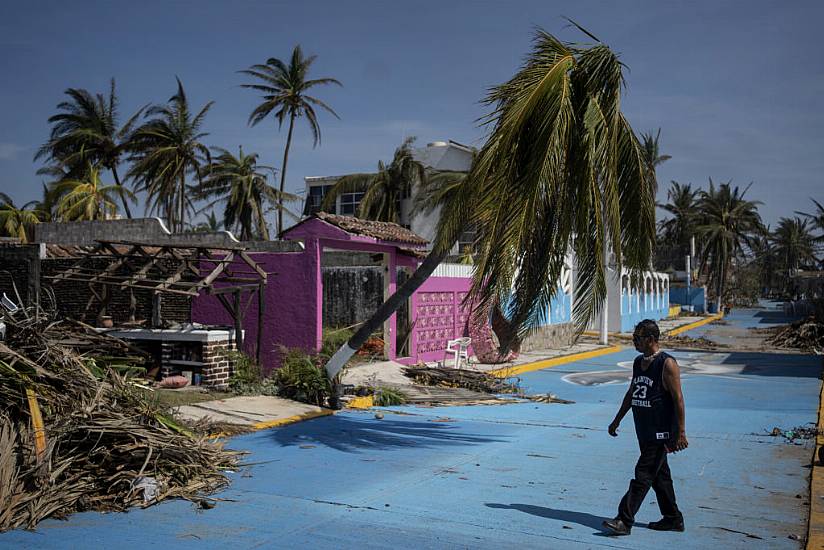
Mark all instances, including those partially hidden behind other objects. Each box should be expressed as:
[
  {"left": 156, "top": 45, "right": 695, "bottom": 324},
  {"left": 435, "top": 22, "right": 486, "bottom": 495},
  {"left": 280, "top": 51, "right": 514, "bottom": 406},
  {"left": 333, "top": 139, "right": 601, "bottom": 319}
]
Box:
[
  {"left": 324, "top": 248, "right": 450, "bottom": 381},
  {"left": 324, "top": 26, "right": 656, "bottom": 383}
]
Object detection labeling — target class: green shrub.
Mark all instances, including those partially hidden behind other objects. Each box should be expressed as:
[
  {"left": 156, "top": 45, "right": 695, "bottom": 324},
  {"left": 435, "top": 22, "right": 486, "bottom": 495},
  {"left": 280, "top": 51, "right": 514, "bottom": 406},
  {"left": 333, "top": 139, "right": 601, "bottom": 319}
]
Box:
[
  {"left": 274, "top": 348, "right": 331, "bottom": 407},
  {"left": 321, "top": 327, "right": 354, "bottom": 359},
  {"left": 227, "top": 351, "right": 261, "bottom": 388},
  {"left": 373, "top": 386, "right": 407, "bottom": 406}
]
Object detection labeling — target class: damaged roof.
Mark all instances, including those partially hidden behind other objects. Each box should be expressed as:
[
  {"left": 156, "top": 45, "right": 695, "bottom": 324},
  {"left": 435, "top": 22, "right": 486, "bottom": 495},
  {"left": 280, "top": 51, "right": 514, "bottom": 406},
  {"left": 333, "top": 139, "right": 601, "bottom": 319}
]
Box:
[{"left": 309, "top": 212, "right": 429, "bottom": 247}]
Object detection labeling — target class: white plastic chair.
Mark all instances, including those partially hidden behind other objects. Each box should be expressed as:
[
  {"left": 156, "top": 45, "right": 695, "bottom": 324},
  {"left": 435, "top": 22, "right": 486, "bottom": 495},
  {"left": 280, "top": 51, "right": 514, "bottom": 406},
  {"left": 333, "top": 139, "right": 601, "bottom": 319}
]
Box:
[{"left": 444, "top": 337, "right": 471, "bottom": 369}]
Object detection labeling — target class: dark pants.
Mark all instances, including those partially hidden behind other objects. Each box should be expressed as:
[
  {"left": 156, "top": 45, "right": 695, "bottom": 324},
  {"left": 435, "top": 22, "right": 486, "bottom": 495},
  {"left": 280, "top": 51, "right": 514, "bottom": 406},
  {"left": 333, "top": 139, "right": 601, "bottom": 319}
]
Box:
[{"left": 618, "top": 442, "right": 682, "bottom": 526}]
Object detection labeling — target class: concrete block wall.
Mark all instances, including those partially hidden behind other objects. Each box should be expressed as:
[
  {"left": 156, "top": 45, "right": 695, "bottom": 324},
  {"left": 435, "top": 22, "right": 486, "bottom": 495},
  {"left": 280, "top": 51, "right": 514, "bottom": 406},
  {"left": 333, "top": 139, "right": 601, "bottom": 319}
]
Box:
[
  {"left": 520, "top": 323, "right": 576, "bottom": 352},
  {"left": 34, "top": 218, "right": 242, "bottom": 248}
]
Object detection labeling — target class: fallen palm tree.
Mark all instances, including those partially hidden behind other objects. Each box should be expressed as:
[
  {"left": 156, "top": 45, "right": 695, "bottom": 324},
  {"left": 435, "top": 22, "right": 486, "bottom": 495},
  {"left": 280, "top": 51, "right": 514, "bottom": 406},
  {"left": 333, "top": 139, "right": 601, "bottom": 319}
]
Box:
[{"left": 0, "top": 308, "right": 240, "bottom": 532}]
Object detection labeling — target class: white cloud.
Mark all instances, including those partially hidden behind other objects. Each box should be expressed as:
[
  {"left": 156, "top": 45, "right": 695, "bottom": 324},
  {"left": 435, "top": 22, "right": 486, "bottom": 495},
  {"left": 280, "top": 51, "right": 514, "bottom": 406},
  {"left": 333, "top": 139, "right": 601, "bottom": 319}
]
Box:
[{"left": 0, "top": 143, "right": 26, "bottom": 161}]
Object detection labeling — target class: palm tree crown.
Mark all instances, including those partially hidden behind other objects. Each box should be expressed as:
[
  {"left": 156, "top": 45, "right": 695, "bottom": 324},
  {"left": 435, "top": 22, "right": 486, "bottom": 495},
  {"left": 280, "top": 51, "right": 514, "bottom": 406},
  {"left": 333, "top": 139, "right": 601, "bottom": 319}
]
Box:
[
  {"left": 657, "top": 181, "right": 699, "bottom": 249},
  {"left": 240, "top": 45, "right": 342, "bottom": 234},
  {"left": 197, "top": 147, "right": 295, "bottom": 240},
  {"left": 771, "top": 216, "right": 818, "bottom": 279},
  {"left": 432, "top": 27, "right": 657, "bottom": 339},
  {"left": 320, "top": 137, "right": 426, "bottom": 223},
  {"left": 127, "top": 78, "right": 212, "bottom": 233},
  {"left": 54, "top": 163, "right": 132, "bottom": 221},
  {"left": 34, "top": 79, "right": 143, "bottom": 218},
  {"left": 695, "top": 179, "right": 763, "bottom": 307},
  {"left": 0, "top": 194, "right": 43, "bottom": 243}
]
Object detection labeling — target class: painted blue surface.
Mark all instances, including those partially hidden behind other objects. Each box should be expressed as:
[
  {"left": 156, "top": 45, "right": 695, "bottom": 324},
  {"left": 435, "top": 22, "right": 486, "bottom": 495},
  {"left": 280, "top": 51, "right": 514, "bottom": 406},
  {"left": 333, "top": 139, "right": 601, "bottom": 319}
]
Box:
[
  {"left": 619, "top": 292, "right": 670, "bottom": 333},
  {"left": 2, "top": 322, "right": 818, "bottom": 548},
  {"left": 670, "top": 287, "right": 707, "bottom": 314}
]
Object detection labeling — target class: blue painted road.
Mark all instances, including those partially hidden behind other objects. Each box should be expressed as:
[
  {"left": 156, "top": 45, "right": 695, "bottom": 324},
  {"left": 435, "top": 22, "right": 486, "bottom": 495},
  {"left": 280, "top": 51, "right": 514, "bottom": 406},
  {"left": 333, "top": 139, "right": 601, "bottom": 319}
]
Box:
[{"left": 2, "top": 309, "right": 820, "bottom": 548}]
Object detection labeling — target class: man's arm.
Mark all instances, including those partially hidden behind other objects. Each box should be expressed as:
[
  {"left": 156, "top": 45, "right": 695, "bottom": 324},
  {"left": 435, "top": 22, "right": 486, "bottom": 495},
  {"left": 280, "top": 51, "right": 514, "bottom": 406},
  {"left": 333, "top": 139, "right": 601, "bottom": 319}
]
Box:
[
  {"left": 663, "top": 357, "right": 688, "bottom": 451},
  {"left": 608, "top": 383, "right": 633, "bottom": 437}
]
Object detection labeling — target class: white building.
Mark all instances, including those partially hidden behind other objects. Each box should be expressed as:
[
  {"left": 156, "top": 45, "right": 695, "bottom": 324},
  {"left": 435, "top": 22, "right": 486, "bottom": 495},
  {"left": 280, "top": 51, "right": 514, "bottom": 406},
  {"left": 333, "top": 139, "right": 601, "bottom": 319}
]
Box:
[{"left": 303, "top": 140, "right": 475, "bottom": 252}]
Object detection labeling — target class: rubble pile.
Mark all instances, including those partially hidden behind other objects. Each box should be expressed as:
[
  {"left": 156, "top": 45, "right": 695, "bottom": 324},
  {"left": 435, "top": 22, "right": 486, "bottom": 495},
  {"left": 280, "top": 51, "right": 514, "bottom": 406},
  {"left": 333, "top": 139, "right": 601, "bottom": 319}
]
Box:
[
  {"left": 766, "top": 317, "right": 824, "bottom": 353},
  {"left": 402, "top": 365, "right": 519, "bottom": 394},
  {"left": 0, "top": 306, "right": 239, "bottom": 532}
]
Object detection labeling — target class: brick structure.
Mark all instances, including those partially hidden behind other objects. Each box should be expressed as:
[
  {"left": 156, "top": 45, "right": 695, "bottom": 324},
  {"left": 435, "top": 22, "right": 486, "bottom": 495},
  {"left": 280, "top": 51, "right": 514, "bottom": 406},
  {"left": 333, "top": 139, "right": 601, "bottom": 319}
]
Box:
[{"left": 107, "top": 328, "right": 240, "bottom": 390}]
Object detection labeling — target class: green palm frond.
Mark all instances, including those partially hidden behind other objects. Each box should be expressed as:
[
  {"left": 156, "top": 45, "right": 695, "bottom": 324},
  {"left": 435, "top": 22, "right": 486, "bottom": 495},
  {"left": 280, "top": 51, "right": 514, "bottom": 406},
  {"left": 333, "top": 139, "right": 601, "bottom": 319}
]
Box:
[
  {"left": 240, "top": 45, "right": 341, "bottom": 234},
  {"left": 436, "top": 28, "right": 656, "bottom": 343},
  {"left": 127, "top": 79, "right": 212, "bottom": 232}
]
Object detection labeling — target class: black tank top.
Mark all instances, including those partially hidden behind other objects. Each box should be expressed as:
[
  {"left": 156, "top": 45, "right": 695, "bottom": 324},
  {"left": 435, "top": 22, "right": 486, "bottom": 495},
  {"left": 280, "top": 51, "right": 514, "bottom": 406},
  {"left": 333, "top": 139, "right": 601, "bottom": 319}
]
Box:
[{"left": 631, "top": 351, "right": 678, "bottom": 445}]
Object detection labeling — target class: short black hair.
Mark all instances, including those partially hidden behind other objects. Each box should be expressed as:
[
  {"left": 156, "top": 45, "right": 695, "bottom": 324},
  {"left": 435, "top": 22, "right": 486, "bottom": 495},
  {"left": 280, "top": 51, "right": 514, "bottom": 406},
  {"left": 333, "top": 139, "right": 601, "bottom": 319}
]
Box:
[{"left": 634, "top": 319, "right": 660, "bottom": 341}]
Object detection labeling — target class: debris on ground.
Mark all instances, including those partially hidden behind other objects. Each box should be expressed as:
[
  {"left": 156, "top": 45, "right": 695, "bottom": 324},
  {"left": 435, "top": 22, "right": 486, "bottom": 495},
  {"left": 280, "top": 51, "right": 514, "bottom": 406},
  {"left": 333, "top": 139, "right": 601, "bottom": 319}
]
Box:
[
  {"left": 765, "top": 425, "right": 820, "bottom": 442},
  {"left": 402, "top": 365, "right": 520, "bottom": 394},
  {"left": 762, "top": 317, "right": 824, "bottom": 353},
  {"left": 661, "top": 334, "right": 726, "bottom": 349},
  {"left": 0, "top": 305, "right": 240, "bottom": 532},
  {"left": 524, "top": 393, "right": 575, "bottom": 404}
]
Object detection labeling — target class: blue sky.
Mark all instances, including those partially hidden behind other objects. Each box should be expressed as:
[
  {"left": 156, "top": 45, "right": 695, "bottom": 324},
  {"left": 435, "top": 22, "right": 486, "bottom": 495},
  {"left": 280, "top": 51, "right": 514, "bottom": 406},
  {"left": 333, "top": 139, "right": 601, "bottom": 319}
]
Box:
[{"left": 0, "top": 0, "right": 822, "bottom": 227}]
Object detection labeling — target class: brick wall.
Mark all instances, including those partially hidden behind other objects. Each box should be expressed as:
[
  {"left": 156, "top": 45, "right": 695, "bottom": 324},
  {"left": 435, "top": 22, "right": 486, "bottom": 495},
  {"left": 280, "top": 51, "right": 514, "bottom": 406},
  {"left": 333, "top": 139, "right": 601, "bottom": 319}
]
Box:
[
  {"left": 41, "top": 258, "right": 191, "bottom": 325},
  {"left": 0, "top": 243, "right": 41, "bottom": 307},
  {"left": 201, "top": 340, "right": 234, "bottom": 388}
]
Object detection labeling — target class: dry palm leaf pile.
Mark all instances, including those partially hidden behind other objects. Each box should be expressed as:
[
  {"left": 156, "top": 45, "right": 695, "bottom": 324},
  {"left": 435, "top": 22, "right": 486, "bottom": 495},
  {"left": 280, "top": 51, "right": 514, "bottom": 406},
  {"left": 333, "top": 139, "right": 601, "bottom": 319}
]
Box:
[
  {"left": 0, "top": 309, "right": 240, "bottom": 532},
  {"left": 402, "top": 365, "right": 519, "bottom": 394},
  {"left": 765, "top": 317, "right": 824, "bottom": 353}
]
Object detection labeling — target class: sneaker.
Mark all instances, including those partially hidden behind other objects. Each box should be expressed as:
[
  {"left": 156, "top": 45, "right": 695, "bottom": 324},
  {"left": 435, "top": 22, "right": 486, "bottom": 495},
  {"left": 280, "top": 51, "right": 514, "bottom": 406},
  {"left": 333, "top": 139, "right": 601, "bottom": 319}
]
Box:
[
  {"left": 602, "top": 517, "right": 631, "bottom": 535},
  {"left": 648, "top": 517, "right": 685, "bottom": 531}
]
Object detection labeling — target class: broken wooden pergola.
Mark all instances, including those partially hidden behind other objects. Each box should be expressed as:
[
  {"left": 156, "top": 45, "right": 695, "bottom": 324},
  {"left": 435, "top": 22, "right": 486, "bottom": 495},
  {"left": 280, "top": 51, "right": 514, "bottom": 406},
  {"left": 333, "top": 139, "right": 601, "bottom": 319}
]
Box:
[{"left": 46, "top": 240, "right": 269, "bottom": 362}]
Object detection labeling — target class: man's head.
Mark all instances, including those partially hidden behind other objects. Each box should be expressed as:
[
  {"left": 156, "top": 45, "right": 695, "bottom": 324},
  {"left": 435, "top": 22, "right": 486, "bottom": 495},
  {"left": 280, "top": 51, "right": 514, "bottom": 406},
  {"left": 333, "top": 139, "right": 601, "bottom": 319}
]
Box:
[{"left": 633, "top": 319, "right": 660, "bottom": 354}]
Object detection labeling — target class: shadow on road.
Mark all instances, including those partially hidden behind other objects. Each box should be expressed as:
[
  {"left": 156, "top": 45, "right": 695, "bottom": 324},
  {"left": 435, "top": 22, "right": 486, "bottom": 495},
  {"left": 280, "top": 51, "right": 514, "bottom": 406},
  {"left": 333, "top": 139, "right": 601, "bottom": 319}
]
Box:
[
  {"left": 485, "top": 502, "right": 608, "bottom": 531},
  {"left": 270, "top": 414, "right": 506, "bottom": 453}
]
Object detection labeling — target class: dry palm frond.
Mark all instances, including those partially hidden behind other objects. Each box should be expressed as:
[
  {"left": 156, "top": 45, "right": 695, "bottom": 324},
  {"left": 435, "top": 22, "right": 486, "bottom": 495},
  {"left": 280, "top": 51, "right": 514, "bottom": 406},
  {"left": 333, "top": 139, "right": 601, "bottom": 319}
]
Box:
[{"left": 0, "top": 308, "right": 241, "bottom": 532}]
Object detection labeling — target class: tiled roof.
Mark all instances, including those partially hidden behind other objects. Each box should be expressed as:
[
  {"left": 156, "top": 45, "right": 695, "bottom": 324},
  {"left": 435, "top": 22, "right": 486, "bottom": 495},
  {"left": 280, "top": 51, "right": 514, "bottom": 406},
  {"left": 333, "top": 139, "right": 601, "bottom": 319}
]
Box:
[{"left": 314, "top": 212, "right": 428, "bottom": 247}]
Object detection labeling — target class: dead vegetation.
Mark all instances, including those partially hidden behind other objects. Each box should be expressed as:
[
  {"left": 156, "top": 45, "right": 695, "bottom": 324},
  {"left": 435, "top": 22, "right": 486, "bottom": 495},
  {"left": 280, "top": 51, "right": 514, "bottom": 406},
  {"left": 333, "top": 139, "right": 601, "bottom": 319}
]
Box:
[
  {"left": 402, "top": 365, "right": 519, "bottom": 394},
  {"left": 763, "top": 317, "right": 824, "bottom": 353},
  {"left": 0, "top": 305, "right": 240, "bottom": 532}
]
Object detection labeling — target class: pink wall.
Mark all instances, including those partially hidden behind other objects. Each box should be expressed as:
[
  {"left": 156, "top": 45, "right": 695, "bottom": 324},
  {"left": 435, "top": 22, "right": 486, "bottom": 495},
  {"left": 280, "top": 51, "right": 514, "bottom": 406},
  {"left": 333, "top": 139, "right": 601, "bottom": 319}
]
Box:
[
  {"left": 191, "top": 242, "right": 322, "bottom": 373},
  {"left": 192, "top": 216, "right": 473, "bottom": 371},
  {"left": 402, "top": 276, "right": 473, "bottom": 365}
]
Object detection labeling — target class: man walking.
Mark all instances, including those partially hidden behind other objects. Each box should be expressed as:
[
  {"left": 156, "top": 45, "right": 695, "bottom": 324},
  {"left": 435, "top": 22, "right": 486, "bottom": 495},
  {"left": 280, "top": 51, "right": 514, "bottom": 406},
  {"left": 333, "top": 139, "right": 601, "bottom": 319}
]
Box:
[{"left": 602, "top": 319, "right": 688, "bottom": 535}]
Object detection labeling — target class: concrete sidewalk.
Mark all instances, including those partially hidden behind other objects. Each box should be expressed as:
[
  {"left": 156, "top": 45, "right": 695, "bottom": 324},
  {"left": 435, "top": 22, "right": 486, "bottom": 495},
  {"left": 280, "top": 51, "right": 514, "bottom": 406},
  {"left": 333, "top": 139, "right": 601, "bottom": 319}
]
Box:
[{"left": 176, "top": 395, "right": 332, "bottom": 429}]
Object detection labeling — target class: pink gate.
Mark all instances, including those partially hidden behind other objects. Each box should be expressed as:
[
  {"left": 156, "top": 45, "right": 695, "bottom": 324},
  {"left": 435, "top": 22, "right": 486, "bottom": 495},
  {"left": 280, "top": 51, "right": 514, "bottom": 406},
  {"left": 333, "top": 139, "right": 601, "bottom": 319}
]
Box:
[{"left": 403, "top": 276, "right": 473, "bottom": 364}]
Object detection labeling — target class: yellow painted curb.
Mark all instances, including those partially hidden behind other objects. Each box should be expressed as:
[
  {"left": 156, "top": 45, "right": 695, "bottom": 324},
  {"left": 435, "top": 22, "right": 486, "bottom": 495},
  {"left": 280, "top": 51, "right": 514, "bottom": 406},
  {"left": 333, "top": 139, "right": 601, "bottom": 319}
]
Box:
[
  {"left": 346, "top": 395, "right": 375, "bottom": 409},
  {"left": 806, "top": 378, "right": 824, "bottom": 549},
  {"left": 207, "top": 408, "right": 335, "bottom": 439},
  {"left": 665, "top": 312, "right": 724, "bottom": 337},
  {"left": 488, "top": 344, "right": 624, "bottom": 378},
  {"left": 668, "top": 305, "right": 682, "bottom": 318},
  {"left": 252, "top": 409, "right": 335, "bottom": 430}
]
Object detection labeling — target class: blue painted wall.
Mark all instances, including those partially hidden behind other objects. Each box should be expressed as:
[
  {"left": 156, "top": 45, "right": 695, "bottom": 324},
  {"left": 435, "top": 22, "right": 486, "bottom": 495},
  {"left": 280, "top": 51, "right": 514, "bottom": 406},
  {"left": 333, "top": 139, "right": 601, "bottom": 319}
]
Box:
[{"left": 670, "top": 286, "right": 706, "bottom": 314}]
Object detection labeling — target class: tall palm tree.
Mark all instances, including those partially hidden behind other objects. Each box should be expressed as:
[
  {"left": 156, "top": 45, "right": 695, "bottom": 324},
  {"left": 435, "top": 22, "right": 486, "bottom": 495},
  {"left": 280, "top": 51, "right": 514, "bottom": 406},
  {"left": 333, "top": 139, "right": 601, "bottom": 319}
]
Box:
[
  {"left": 54, "top": 163, "right": 132, "bottom": 221},
  {"left": 640, "top": 129, "right": 671, "bottom": 196},
  {"left": 128, "top": 78, "right": 212, "bottom": 233},
  {"left": 197, "top": 147, "right": 296, "bottom": 240},
  {"left": 771, "top": 217, "right": 818, "bottom": 285},
  {"left": 323, "top": 26, "right": 657, "bottom": 383},
  {"left": 641, "top": 128, "right": 672, "bottom": 169},
  {"left": 34, "top": 79, "right": 144, "bottom": 218},
  {"left": 320, "top": 137, "right": 425, "bottom": 223},
  {"left": 797, "top": 198, "right": 824, "bottom": 243},
  {"left": 695, "top": 179, "right": 763, "bottom": 310},
  {"left": 240, "top": 45, "right": 342, "bottom": 234},
  {"left": 657, "top": 181, "right": 699, "bottom": 251},
  {"left": 0, "top": 194, "right": 43, "bottom": 243}
]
